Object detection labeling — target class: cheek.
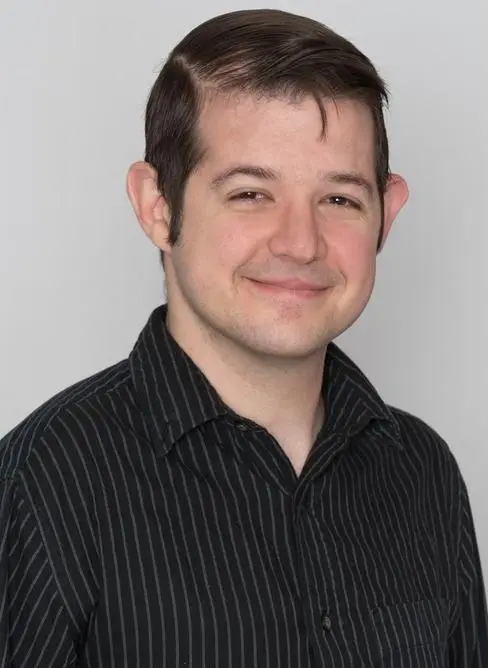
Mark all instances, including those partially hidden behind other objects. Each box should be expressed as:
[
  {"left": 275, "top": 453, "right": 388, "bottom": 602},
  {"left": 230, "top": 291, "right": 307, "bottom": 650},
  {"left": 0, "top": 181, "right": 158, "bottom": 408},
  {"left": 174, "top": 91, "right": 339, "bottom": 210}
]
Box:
[
  {"left": 328, "top": 226, "right": 377, "bottom": 284},
  {"left": 203, "top": 220, "right": 261, "bottom": 271},
  {"left": 180, "top": 217, "right": 258, "bottom": 286}
]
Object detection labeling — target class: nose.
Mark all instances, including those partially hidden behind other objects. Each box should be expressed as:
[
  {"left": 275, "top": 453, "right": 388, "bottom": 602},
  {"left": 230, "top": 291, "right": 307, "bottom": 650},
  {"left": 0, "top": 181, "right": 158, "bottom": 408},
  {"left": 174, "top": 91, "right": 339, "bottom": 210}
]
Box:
[{"left": 267, "top": 200, "right": 326, "bottom": 264}]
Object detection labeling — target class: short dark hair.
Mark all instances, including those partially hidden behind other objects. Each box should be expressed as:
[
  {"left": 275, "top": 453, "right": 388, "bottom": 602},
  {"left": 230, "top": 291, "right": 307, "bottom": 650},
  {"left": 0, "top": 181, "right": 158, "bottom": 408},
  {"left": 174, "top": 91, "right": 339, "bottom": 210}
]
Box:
[{"left": 145, "top": 9, "right": 391, "bottom": 261}]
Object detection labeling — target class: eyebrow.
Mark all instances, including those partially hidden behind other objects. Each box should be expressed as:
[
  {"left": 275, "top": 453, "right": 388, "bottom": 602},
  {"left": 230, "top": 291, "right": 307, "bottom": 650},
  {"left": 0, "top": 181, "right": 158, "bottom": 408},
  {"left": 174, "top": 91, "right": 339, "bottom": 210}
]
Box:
[
  {"left": 210, "top": 165, "right": 280, "bottom": 190},
  {"left": 321, "top": 171, "right": 375, "bottom": 199},
  {"left": 324, "top": 171, "right": 375, "bottom": 199},
  {"left": 210, "top": 164, "right": 375, "bottom": 199}
]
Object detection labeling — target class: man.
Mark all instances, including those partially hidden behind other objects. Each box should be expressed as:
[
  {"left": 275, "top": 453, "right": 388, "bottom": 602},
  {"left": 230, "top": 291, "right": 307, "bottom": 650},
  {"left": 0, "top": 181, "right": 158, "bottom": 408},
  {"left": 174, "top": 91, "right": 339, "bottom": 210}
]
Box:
[{"left": 0, "top": 8, "right": 486, "bottom": 667}]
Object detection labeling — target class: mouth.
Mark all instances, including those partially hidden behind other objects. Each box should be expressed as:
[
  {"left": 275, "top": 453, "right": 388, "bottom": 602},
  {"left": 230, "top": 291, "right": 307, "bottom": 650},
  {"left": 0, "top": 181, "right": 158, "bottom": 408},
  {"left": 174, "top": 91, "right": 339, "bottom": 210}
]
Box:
[{"left": 246, "top": 278, "right": 329, "bottom": 298}]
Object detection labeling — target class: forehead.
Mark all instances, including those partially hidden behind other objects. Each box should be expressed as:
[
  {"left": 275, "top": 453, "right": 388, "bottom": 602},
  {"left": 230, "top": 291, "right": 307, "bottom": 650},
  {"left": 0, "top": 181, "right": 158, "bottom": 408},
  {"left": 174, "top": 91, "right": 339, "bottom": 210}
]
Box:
[{"left": 197, "top": 93, "right": 376, "bottom": 176}]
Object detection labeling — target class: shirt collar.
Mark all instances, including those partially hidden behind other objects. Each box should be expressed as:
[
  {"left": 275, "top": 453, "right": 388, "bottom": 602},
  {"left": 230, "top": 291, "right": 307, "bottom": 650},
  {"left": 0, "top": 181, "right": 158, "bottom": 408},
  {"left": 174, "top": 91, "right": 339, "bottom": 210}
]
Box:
[
  {"left": 323, "top": 343, "right": 403, "bottom": 448},
  {"left": 129, "top": 305, "right": 403, "bottom": 456},
  {"left": 129, "top": 305, "right": 229, "bottom": 455}
]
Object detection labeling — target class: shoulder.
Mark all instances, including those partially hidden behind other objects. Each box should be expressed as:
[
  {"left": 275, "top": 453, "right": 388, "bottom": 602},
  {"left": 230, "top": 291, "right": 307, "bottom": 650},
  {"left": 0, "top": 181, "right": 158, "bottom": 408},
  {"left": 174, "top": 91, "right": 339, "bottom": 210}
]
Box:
[
  {"left": 391, "top": 405, "right": 452, "bottom": 454},
  {"left": 389, "top": 405, "right": 464, "bottom": 491},
  {"left": 0, "top": 359, "right": 132, "bottom": 482}
]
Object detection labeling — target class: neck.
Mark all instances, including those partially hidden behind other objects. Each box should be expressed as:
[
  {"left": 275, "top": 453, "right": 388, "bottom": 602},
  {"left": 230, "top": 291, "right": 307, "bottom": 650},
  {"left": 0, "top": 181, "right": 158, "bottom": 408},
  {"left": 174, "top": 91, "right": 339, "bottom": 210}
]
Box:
[{"left": 166, "top": 307, "right": 327, "bottom": 473}]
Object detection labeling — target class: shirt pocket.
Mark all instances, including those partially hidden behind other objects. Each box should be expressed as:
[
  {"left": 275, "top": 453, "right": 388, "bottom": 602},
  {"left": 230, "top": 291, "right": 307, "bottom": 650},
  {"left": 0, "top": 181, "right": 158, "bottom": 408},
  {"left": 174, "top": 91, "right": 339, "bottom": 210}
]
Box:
[{"left": 369, "top": 598, "right": 448, "bottom": 667}]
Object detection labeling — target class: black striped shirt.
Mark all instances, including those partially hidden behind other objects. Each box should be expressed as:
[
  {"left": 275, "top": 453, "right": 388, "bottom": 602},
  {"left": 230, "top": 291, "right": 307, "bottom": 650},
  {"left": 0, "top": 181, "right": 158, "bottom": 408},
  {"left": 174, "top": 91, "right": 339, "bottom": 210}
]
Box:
[{"left": 0, "top": 305, "right": 486, "bottom": 667}]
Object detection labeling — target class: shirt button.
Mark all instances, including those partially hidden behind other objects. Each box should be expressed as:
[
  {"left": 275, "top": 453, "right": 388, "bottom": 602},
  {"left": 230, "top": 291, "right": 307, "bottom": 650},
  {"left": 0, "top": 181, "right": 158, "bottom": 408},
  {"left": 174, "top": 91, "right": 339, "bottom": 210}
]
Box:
[
  {"left": 235, "top": 422, "right": 248, "bottom": 431},
  {"left": 321, "top": 612, "right": 332, "bottom": 632}
]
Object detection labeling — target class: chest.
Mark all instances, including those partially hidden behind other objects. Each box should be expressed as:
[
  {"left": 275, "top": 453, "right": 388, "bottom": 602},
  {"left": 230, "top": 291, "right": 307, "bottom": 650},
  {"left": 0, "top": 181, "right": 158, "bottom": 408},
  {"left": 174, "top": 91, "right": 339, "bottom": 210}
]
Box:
[{"left": 80, "top": 449, "right": 452, "bottom": 667}]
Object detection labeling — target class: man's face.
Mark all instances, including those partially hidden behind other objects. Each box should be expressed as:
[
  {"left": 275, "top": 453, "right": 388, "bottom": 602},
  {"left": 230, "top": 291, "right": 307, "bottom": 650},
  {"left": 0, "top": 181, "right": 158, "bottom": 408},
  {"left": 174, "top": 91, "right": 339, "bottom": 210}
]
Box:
[{"left": 161, "top": 94, "right": 403, "bottom": 360}]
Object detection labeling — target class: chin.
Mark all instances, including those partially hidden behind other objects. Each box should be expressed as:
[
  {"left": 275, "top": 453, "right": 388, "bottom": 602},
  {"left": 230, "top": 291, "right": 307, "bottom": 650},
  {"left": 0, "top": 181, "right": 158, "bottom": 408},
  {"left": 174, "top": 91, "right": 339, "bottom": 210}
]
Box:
[
  {"left": 232, "top": 325, "right": 333, "bottom": 360},
  {"left": 251, "top": 341, "right": 328, "bottom": 361}
]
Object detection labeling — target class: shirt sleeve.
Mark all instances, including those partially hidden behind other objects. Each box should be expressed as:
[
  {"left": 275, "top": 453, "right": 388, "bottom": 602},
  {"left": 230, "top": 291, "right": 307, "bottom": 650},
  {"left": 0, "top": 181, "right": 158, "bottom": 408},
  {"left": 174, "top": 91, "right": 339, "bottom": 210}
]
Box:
[
  {"left": 448, "top": 475, "right": 488, "bottom": 666},
  {"left": 0, "top": 475, "right": 77, "bottom": 668}
]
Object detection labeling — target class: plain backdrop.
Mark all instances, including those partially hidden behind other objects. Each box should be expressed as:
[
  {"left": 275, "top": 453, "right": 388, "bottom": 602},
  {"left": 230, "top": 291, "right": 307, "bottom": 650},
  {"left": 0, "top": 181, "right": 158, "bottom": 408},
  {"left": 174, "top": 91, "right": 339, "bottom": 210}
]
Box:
[{"left": 1, "top": 0, "right": 487, "bottom": 573}]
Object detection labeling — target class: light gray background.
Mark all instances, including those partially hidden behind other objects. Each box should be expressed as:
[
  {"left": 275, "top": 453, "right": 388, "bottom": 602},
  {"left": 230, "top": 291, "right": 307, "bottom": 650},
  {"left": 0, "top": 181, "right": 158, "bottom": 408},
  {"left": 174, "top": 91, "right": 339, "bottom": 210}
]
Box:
[{"left": 1, "top": 0, "right": 487, "bottom": 572}]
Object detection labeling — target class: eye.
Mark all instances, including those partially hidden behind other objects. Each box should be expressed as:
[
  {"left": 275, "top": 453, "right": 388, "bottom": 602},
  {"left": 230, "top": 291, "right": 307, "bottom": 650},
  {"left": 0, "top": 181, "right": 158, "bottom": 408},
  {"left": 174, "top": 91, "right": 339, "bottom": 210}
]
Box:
[
  {"left": 327, "top": 195, "right": 361, "bottom": 209},
  {"left": 229, "top": 191, "right": 267, "bottom": 202}
]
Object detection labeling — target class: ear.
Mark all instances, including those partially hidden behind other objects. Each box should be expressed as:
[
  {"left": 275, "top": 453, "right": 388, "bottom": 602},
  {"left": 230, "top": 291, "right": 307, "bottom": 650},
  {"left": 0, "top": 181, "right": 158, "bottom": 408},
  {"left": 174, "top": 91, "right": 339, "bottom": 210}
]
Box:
[
  {"left": 126, "top": 161, "right": 172, "bottom": 252},
  {"left": 377, "top": 173, "right": 409, "bottom": 253}
]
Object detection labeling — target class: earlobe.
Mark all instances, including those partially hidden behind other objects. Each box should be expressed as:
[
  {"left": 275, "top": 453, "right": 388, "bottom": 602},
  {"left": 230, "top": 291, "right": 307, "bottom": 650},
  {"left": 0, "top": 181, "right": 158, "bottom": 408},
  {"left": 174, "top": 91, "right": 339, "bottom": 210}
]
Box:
[{"left": 126, "top": 161, "right": 172, "bottom": 252}]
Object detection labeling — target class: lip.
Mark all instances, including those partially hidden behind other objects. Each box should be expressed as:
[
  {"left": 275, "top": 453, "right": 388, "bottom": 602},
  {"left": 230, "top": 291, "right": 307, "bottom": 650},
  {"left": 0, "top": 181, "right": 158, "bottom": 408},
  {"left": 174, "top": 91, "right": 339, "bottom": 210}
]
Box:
[
  {"left": 247, "top": 278, "right": 328, "bottom": 297},
  {"left": 251, "top": 278, "right": 326, "bottom": 290}
]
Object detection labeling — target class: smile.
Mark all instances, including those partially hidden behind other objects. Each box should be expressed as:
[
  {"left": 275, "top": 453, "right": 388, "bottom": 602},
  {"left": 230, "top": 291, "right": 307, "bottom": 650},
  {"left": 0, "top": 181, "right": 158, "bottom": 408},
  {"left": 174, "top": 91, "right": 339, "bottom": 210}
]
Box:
[{"left": 246, "top": 278, "right": 328, "bottom": 298}]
